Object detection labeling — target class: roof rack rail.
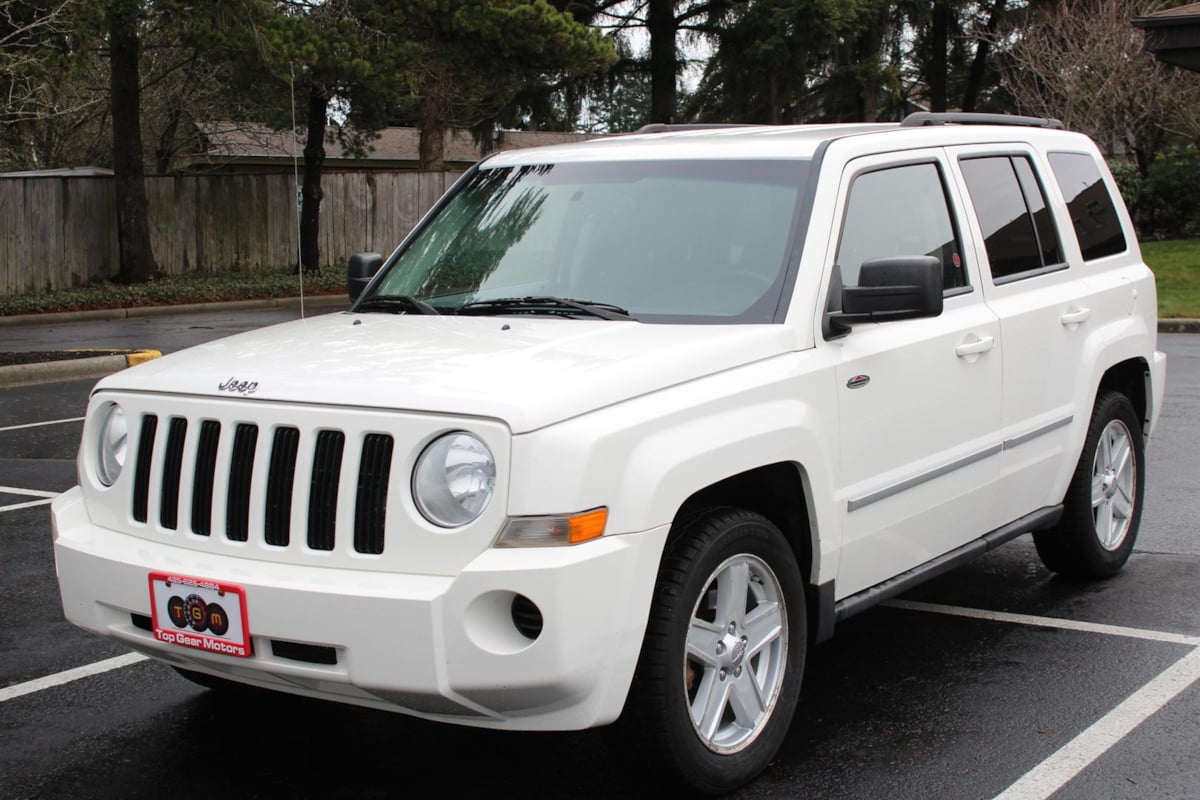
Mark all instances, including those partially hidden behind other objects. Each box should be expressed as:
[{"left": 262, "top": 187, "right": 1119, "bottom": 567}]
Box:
[
  {"left": 634, "top": 123, "right": 761, "bottom": 134},
  {"left": 901, "top": 112, "right": 1064, "bottom": 130}
]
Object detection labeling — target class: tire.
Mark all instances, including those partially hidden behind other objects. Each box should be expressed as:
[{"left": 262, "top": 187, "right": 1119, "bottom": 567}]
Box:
[
  {"left": 1034, "top": 390, "right": 1145, "bottom": 579},
  {"left": 617, "top": 507, "right": 806, "bottom": 795}
]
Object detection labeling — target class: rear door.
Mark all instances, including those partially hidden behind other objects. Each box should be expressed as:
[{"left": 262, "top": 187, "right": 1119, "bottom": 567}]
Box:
[{"left": 949, "top": 145, "right": 1103, "bottom": 513}]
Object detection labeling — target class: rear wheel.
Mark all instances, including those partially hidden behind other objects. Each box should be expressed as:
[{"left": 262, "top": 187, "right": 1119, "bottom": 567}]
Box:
[
  {"left": 1034, "top": 390, "right": 1145, "bottom": 578},
  {"left": 618, "top": 507, "right": 806, "bottom": 795}
]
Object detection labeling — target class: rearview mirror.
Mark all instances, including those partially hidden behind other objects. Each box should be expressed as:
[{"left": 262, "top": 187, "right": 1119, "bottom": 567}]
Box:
[
  {"left": 347, "top": 252, "right": 384, "bottom": 302},
  {"left": 828, "top": 255, "right": 943, "bottom": 333}
]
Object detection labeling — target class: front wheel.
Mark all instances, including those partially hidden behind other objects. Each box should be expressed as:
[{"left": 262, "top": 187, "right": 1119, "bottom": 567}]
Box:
[
  {"left": 617, "top": 507, "right": 806, "bottom": 795},
  {"left": 1034, "top": 390, "right": 1145, "bottom": 578}
]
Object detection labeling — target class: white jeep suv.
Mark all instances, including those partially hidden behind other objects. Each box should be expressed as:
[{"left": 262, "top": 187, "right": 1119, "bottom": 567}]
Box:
[{"left": 52, "top": 112, "right": 1166, "bottom": 795}]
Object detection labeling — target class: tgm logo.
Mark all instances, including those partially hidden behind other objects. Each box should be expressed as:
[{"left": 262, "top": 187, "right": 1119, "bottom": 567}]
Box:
[{"left": 166, "top": 593, "right": 230, "bottom": 636}]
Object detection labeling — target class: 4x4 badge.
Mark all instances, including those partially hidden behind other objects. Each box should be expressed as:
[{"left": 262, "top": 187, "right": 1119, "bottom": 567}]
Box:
[{"left": 846, "top": 375, "right": 870, "bottom": 389}]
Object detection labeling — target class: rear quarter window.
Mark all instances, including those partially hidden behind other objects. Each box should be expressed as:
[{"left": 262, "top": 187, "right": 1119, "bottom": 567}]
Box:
[{"left": 1047, "top": 152, "right": 1127, "bottom": 261}]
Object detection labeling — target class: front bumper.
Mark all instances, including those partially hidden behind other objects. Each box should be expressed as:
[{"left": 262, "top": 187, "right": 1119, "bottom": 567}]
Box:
[{"left": 52, "top": 488, "right": 669, "bottom": 730}]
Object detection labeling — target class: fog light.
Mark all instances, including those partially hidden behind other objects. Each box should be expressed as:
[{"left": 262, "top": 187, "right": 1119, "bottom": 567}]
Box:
[{"left": 511, "top": 594, "right": 544, "bottom": 640}]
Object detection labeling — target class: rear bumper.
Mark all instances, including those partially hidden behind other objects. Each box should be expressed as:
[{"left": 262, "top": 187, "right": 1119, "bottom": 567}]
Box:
[{"left": 52, "top": 487, "right": 668, "bottom": 730}]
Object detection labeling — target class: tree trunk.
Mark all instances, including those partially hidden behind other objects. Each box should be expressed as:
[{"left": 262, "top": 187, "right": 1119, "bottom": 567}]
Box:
[
  {"left": 929, "top": 0, "right": 949, "bottom": 113},
  {"left": 300, "top": 83, "right": 328, "bottom": 274},
  {"left": 963, "top": 0, "right": 1006, "bottom": 112},
  {"left": 418, "top": 66, "right": 450, "bottom": 170},
  {"left": 108, "top": 0, "right": 158, "bottom": 284},
  {"left": 647, "top": 0, "right": 676, "bottom": 124},
  {"left": 418, "top": 101, "right": 445, "bottom": 171}
]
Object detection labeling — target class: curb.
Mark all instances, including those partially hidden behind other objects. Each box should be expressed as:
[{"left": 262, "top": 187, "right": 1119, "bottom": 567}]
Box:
[
  {"left": 1158, "top": 318, "right": 1200, "bottom": 333},
  {"left": 0, "top": 294, "right": 349, "bottom": 328},
  {"left": 0, "top": 349, "right": 163, "bottom": 389}
]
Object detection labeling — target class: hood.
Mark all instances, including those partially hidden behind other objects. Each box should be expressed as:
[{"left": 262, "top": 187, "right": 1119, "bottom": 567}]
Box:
[{"left": 96, "top": 312, "right": 797, "bottom": 433}]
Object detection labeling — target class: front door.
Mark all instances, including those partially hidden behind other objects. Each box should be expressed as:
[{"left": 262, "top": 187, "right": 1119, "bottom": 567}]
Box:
[{"left": 825, "top": 152, "right": 1004, "bottom": 598}]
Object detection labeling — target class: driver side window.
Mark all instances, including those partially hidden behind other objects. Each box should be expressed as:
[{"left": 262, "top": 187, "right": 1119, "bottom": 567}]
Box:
[{"left": 835, "top": 162, "right": 967, "bottom": 291}]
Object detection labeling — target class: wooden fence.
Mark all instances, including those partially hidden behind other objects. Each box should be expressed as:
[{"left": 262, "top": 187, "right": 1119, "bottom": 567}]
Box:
[{"left": 0, "top": 170, "right": 464, "bottom": 296}]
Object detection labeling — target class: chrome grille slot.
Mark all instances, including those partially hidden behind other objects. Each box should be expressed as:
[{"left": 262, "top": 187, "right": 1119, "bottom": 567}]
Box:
[
  {"left": 265, "top": 426, "right": 300, "bottom": 547},
  {"left": 307, "top": 430, "right": 345, "bottom": 551},
  {"left": 191, "top": 420, "right": 221, "bottom": 536},
  {"left": 354, "top": 433, "right": 394, "bottom": 555},
  {"left": 224, "top": 423, "right": 259, "bottom": 542},
  {"left": 132, "top": 414, "right": 158, "bottom": 523},
  {"left": 159, "top": 417, "right": 188, "bottom": 530}
]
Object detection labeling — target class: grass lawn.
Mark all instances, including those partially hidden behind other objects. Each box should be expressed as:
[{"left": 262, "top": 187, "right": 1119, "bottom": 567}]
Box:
[{"left": 1142, "top": 239, "right": 1200, "bottom": 319}]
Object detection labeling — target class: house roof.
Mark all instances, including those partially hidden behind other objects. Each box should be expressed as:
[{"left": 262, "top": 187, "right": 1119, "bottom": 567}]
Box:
[
  {"left": 186, "top": 123, "right": 598, "bottom": 171},
  {"left": 1134, "top": 3, "right": 1200, "bottom": 71},
  {"left": 0, "top": 166, "right": 114, "bottom": 178}
]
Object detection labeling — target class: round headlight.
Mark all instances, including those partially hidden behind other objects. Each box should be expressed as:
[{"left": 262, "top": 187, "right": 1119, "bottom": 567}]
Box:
[
  {"left": 96, "top": 403, "right": 128, "bottom": 487},
  {"left": 413, "top": 432, "right": 496, "bottom": 527}
]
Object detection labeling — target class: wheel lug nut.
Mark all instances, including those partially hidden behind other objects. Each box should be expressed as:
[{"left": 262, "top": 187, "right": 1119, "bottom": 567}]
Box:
[
  {"left": 716, "top": 642, "right": 726, "bottom": 655},
  {"left": 734, "top": 666, "right": 742, "bottom": 678},
  {"left": 719, "top": 669, "right": 727, "bottom": 681},
  {"left": 728, "top": 622, "right": 736, "bottom": 633}
]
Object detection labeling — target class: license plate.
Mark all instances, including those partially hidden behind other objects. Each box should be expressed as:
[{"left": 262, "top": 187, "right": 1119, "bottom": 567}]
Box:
[{"left": 148, "top": 572, "right": 252, "bottom": 658}]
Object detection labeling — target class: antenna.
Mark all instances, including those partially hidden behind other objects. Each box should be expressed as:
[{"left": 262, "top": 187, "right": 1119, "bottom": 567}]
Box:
[{"left": 289, "top": 61, "right": 305, "bottom": 319}]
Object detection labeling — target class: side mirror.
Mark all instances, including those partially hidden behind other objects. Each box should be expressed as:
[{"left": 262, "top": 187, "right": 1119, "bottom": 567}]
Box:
[
  {"left": 347, "top": 252, "right": 384, "bottom": 302},
  {"left": 828, "top": 255, "right": 943, "bottom": 333}
]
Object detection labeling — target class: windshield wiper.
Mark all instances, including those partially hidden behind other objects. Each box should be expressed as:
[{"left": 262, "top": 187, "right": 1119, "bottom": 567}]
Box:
[
  {"left": 355, "top": 295, "right": 440, "bottom": 315},
  {"left": 457, "top": 296, "right": 635, "bottom": 321}
]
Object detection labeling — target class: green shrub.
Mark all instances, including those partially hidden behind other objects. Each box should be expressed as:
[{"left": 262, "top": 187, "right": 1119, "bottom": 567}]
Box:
[
  {"left": 1144, "top": 148, "right": 1200, "bottom": 239},
  {"left": 1107, "top": 159, "right": 1144, "bottom": 222},
  {"left": 1111, "top": 147, "right": 1200, "bottom": 240},
  {"left": 0, "top": 268, "right": 347, "bottom": 316}
]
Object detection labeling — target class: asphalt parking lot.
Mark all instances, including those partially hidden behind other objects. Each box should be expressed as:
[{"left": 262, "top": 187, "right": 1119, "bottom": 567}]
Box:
[{"left": 1, "top": 309, "right": 1197, "bottom": 799}]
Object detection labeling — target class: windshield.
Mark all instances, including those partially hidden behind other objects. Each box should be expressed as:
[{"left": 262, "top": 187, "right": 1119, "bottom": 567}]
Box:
[{"left": 364, "top": 159, "right": 810, "bottom": 323}]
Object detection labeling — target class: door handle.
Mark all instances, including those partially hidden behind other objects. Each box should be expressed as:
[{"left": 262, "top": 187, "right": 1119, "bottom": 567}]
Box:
[
  {"left": 955, "top": 335, "right": 995, "bottom": 358},
  {"left": 1060, "top": 307, "right": 1091, "bottom": 326}
]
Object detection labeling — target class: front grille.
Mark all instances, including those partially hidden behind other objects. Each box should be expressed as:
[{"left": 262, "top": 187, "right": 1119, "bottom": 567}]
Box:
[
  {"left": 308, "top": 430, "right": 345, "bottom": 551},
  {"left": 132, "top": 415, "right": 158, "bottom": 523},
  {"left": 159, "top": 418, "right": 188, "bottom": 530},
  {"left": 264, "top": 426, "right": 300, "bottom": 546},
  {"left": 225, "top": 423, "right": 259, "bottom": 542},
  {"left": 132, "top": 413, "right": 394, "bottom": 555},
  {"left": 354, "top": 433, "right": 394, "bottom": 555}
]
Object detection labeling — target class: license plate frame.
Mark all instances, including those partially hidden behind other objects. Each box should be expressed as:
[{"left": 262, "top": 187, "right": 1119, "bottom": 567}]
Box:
[{"left": 148, "top": 572, "right": 252, "bottom": 658}]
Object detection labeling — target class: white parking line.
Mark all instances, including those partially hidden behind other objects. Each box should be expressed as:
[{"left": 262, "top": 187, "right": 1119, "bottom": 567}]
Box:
[
  {"left": 0, "top": 497, "right": 54, "bottom": 513},
  {"left": 0, "top": 416, "right": 84, "bottom": 433},
  {"left": 0, "top": 486, "right": 62, "bottom": 514},
  {"left": 0, "top": 652, "right": 149, "bottom": 703},
  {"left": 993, "top": 646, "right": 1200, "bottom": 800},
  {"left": 885, "top": 599, "right": 1200, "bottom": 646},
  {"left": 0, "top": 486, "right": 60, "bottom": 498},
  {"left": 883, "top": 599, "right": 1200, "bottom": 800}
]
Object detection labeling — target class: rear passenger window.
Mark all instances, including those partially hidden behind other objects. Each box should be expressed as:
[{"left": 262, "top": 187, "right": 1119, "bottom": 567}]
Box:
[
  {"left": 835, "top": 162, "right": 967, "bottom": 291},
  {"left": 960, "top": 155, "right": 1063, "bottom": 282},
  {"left": 1048, "top": 152, "right": 1127, "bottom": 261}
]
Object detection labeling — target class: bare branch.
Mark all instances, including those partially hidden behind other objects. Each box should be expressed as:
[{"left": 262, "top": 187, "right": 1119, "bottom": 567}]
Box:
[{"left": 994, "top": 0, "right": 1200, "bottom": 165}]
